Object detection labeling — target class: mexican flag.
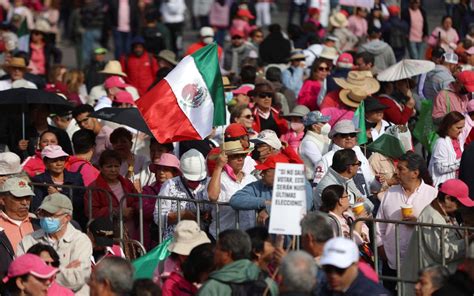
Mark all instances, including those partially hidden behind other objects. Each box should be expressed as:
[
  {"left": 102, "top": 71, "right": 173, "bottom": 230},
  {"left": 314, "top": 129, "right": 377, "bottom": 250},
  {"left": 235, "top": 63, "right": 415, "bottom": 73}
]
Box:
[
  {"left": 137, "top": 43, "right": 226, "bottom": 143},
  {"left": 17, "top": 18, "right": 29, "bottom": 52},
  {"left": 352, "top": 100, "right": 368, "bottom": 145}
]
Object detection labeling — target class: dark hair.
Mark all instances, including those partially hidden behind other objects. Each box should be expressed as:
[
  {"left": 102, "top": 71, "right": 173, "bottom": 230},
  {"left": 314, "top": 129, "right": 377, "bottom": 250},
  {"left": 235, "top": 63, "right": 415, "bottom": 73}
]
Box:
[
  {"left": 182, "top": 243, "right": 215, "bottom": 283},
  {"left": 355, "top": 52, "right": 375, "bottom": 66},
  {"left": 110, "top": 127, "right": 133, "bottom": 144},
  {"left": 310, "top": 59, "right": 331, "bottom": 80},
  {"left": 441, "top": 15, "right": 452, "bottom": 25},
  {"left": 98, "top": 149, "right": 122, "bottom": 167},
  {"left": 331, "top": 149, "right": 357, "bottom": 173},
  {"left": 246, "top": 226, "right": 270, "bottom": 261},
  {"left": 268, "top": 24, "right": 282, "bottom": 34},
  {"left": 217, "top": 229, "right": 251, "bottom": 261},
  {"left": 131, "top": 279, "right": 162, "bottom": 296},
  {"left": 39, "top": 130, "right": 58, "bottom": 142},
  {"left": 265, "top": 67, "right": 282, "bottom": 82},
  {"left": 72, "top": 129, "right": 96, "bottom": 154},
  {"left": 399, "top": 151, "right": 433, "bottom": 185},
  {"left": 72, "top": 104, "right": 94, "bottom": 118},
  {"left": 27, "top": 243, "right": 60, "bottom": 267},
  {"left": 149, "top": 138, "right": 174, "bottom": 153},
  {"left": 230, "top": 105, "right": 251, "bottom": 123},
  {"left": 436, "top": 184, "right": 463, "bottom": 206},
  {"left": 240, "top": 65, "right": 257, "bottom": 84},
  {"left": 250, "top": 28, "right": 263, "bottom": 38},
  {"left": 4, "top": 274, "right": 29, "bottom": 294},
  {"left": 437, "top": 111, "right": 464, "bottom": 138},
  {"left": 320, "top": 185, "right": 345, "bottom": 213}
]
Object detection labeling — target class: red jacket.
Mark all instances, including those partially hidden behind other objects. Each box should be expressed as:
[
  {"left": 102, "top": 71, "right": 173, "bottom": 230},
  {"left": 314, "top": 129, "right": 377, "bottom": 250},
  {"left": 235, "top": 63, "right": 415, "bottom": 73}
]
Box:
[
  {"left": 377, "top": 95, "right": 414, "bottom": 125},
  {"left": 185, "top": 41, "right": 223, "bottom": 59},
  {"left": 85, "top": 174, "right": 138, "bottom": 218},
  {"left": 120, "top": 52, "right": 159, "bottom": 96},
  {"left": 252, "top": 107, "right": 288, "bottom": 136},
  {"left": 162, "top": 272, "right": 197, "bottom": 296}
]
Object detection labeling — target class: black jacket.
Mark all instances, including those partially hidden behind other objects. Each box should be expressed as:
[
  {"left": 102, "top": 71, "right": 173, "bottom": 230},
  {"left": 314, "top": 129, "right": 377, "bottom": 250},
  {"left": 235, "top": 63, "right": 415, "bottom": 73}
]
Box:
[
  {"left": 107, "top": 0, "right": 140, "bottom": 35},
  {"left": 401, "top": 7, "right": 429, "bottom": 39},
  {"left": 259, "top": 32, "right": 291, "bottom": 65},
  {"left": 460, "top": 141, "right": 474, "bottom": 198}
]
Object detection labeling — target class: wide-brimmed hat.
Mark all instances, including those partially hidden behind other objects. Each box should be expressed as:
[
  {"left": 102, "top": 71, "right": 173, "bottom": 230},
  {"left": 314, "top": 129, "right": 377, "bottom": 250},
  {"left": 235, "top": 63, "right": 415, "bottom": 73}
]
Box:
[
  {"left": 157, "top": 50, "right": 178, "bottom": 66},
  {"left": 180, "top": 149, "right": 207, "bottom": 181},
  {"left": 334, "top": 71, "right": 380, "bottom": 94},
  {"left": 168, "top": 220, "right": 211, "bottom": 255},
  {"left": 99, "top": 60, "right": 127, "bottom": 77},
  {"left": 223, "top": 76, "right": 236, "bottom": 90},
  {"left": 289, "top": 49, "right": 306, "bottom": 61},
  {"left": 0, "top": 152, "right": 21, "bottom": 175},
  {"left": 439, "top": 179, "right": 474, "bottom": 207},
  {"left": 32, "top": 19, "right": 51, "bottom": 33},
  {"left": 319, "top": 46, "right": 338, "bottom": 61},
  {"left": 150, "top": 153, "right": 181, "bottom": 173},
  {"left": 364, "top": 96, "right": 389, "bottom": 113},
  {"left": 2, "top": 254, "right": 58, "bottom": 284},
  {"left": 328, "top": 120, "right": 359, "bottom": 139},
  {"left": 329, "top": 12, "right": 349, "bottom": 28},
  {"left": 339, "top": 88, "right": 369, "bottom": 108},
  {"left": 283, "top": 105, "right": 310, "bottom": 118},
  {"left": 223, "top": 140, "right": 253, "bottom": 155},
  {"left": 3, "top": 57, "right": 29, "bottom": 70}
]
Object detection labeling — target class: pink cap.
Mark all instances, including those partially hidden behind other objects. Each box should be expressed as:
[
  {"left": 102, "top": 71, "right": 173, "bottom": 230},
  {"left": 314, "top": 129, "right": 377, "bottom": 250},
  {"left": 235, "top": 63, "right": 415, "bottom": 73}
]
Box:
[
  {"left": 467, "top": 99, "right": 474, "bottom": 113},
  {"left": 337, "top": 53, "right": 354, "bottom": 68},
  {"left": 114, "top": 90, "right": 135, "bottom": 105},
  {"left": 232, "top": 85, "right": 252, "bottom": 95},
  {"left": 150, "top": 153, "right": 181, "bottom": 173},
  {"left": 104, "top": 76, "right": 128, "bottom": 89},
  {"left": 41, "top": 144, "right": 69, "bottom": 159},
  {"left": 3, "top": 254, "right": 58, "bottom": 283},
  {"left": 237, "top": 9, "right": 255, "bottom": 20},
  {"left": 230, "top": 28, "right": 245, "bottom": 38},
  {"left": 466, "top": 47, "right": 474, "bottom": 55},
  {"left": 439, "top": 179, "right": 474, "bottom": 207}
]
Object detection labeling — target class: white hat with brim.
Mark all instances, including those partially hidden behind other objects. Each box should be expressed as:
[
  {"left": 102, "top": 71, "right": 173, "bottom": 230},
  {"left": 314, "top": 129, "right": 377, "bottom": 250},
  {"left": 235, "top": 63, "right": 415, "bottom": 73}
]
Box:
[
  {"left": 334, "top": 71, "right": 380, "bottom": 94},
  {"left": 329, "top": 12, "right": 349, "bottom": 28},
  {"left": 99, "top": 60, "right": 127, "bottom": 77},
  {"left": 339, "top": 88, "right": 368, "bottom": 109},
  {"left": 328, "top": 119, "right": 359, "bottom": 139},
  {"left": 320, "top": 237, "right": 359, "bottom": 269},
  {"left": 319, "top": 46, "right": 339, "bottom": 61},
  {"left": 167, "top": 220, "right": 211, "bottom": 255},
  {"left": 250, "top": 130, "right": 282, "bottom": 150},
  {"left": 180, "top": 149, "right": 207, "bottom": 181},
  {"left": 0, "top": 177, "right": 34, "bottom": 197},
  {"left": 0, "top": 152, "right": 22, "bottom": 175}
]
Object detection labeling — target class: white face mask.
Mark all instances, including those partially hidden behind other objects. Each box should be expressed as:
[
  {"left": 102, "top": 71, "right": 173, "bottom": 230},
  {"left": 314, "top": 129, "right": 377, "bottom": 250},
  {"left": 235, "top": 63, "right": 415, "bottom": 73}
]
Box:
[
  {"left": 203, "top": 37, "right": 214, "bottom": 45},
  {"left": 321, "top": 123, "right": 331, "bottom": 136}
]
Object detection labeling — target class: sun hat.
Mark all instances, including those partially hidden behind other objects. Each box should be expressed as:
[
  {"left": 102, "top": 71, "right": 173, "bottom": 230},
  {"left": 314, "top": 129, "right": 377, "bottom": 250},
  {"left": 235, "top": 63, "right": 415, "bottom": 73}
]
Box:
[
  {"left": 99, "top": 60, "right": 127, "bottom": 77},
  {"left": 33, "top": 19, "right": 51, "bottom": 33},
  {"left": 223, "top": 76, "right": 236, "bottom": 90},
  {"left": 319, "top": 46, "right": 338, "bottom": 61},
  {"left": 38, "top": 193, "right": 73, "bottom": 215},
  {"left": 180, "top": 149, "right": 207, "bottom": 181},
  {"left": 364, "top": 96, "right": 389, "bottom": 113},
  {"left": 334, "top": 71, "right": 380, "bottom": 94},
  {"left": 114, "top": 91, "right": 135, "bottom": 105},
  {"left": 339, "top": 87, "right": 369, "bottom": 108},
  {"left": 458, "top": 71, "right": 474, "bottom": 92},
  {"left": 3, "top": 57, "right": 29, "bottom": 70},
  {"left": 320, "top": 237, "right": 359, "bottom": 269},
  {"left": 283, "top": 105, "right": 310, "bottom": 118},
  {"left": 41, "top": 144, "right": 69, "bottom": 159},
  {"left": 336, "top": 53, "right": 354, "bottom": 69},
  {"left": 225, "top": 123, "right": 248, "bottom": 139},
  {"left": 232, "top": 85, "right": 252, "bottom": 96},
  {"left": 200, "top": 26, "right": 214, "bottom": 37},
  {"left": 289, "top": 49, "right": 306, "bottom": 61},
  {"left": 443, "top": 52, "right": 458, "bottom": 65},
  {"left": 88, "top": 217, "right": 114, "bottom": 247},
  {"left": 329, "top": 12, "right": 349, "bottom": 28},
  {"left": 439, "top": 179, "right": 474, "bottom": 207},
  {"left": 303, "top": 111, "right": 331, "bottom": 126},
  {"left": 104, "top": 76, "right": 129, "bottom": 89},
  {"left": 0, "top": 152, "right": 21, "bottom": 175},
  {"left": 255, "top": 153, "right": 289, "bottom": 171},
  {"left": 250, "top": 130, "right": 282, "bottom": 150},
  {"left": 157, "top": 50, "right": 178, "bottom": 66},
  {"left": 223, "top": 140, "right": 253, "bottom": 155},
  {"left": 328, "top": 119, "right": 358, "bottom": 139},
  {"left": 167, "top": 220, "right": 211, "bottom": 255},
  {"left": 2, "top": 254, "right": 58, "bottom": 283},
  {"left": 0, "top": 177, "right": 34, "bottom": 197},
  {"left": 150, "top": 153, "right": 181, "bottom": 173},
  {"left": 237, "top": 9, "right": 255, "bottom": 19}
]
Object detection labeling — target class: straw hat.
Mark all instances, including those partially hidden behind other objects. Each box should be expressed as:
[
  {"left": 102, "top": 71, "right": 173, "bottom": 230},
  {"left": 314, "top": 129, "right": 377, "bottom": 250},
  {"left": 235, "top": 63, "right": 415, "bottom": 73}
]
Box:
[
  {"left": 157, "top": 50, "right": 178, "bottom": 66},
  {"left": 334, "top": 71, "right": 380, "bottom": 94},
  {"left": 223, "top": 140, "right": 253, "bottom": 155},
  {"left": 222, "top": 76, "right": 236, "bottom": 91},
  {"left": 99, "top": 60, "right": 127, "bottom": 77},
  {"left": 319, "top": 46, "right": 339, "bottom": 61},
  {"left": 339, "top": 88, "right": 369, "bottom": 108},
  {"left": 329, "top": 12, "right": 349, "bottom": 28},
  {"left": 3, "top": 57, "right": 29, "bottom": 70},
  {"left": 33, "top": 19, "right": 51, "bottom": 33}
]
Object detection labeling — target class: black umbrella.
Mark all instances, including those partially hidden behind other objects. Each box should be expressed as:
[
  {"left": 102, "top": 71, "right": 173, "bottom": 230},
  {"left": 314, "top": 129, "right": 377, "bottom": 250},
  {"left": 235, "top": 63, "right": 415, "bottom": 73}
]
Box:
[
  {"left": 0, "top": 88, "right": 72, "bottom": 138},
  {"left": 90, "top": 107, "right": 153, "bottom": 136}
]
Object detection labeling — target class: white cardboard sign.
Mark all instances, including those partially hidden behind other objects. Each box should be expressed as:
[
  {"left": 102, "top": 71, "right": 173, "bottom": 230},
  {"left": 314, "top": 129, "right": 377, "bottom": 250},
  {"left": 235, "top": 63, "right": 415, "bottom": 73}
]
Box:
[
  {"left": 269, "top": 163, "right": 307, "bottom": 235},
  {"left": 339, "top": 0, "right": 375, "bottom": 9}
]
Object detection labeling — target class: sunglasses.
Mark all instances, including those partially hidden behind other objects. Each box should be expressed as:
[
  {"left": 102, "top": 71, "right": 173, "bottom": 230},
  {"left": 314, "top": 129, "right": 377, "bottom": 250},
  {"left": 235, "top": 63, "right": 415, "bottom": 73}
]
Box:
[
  {"left": 232, "top": 36, "right": 243, "bottom": 40},
  {"left": 241, "top": 114, "right": 254, "bottom": 119},
  {"left": 44, "top": 260, "right": 60, "bottom": 268},
  {"left": 337, "top": 133, "right": 357, "bottom": 139},
  {"left": 257, "top": 92, "right": 273, "bottom": 98},
  {"left": 318, "top": 66, "right": 330, "bottom": 72},
  {"left": 323, "top": 265, "right": 347, "bottom": 275}
]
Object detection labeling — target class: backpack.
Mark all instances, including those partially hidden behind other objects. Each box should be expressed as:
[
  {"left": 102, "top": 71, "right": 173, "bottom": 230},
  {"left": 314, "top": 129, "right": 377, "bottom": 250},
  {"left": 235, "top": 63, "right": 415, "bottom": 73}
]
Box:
[{"left": 217, "top": 271, "right": 270, "bottom": 296}]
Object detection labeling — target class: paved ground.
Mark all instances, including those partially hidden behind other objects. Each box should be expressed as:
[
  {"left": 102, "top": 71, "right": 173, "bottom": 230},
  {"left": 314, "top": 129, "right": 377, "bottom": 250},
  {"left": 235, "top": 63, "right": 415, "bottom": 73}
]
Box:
[{"left": 57, "top": 1, "right": 446, "bottom": 69}]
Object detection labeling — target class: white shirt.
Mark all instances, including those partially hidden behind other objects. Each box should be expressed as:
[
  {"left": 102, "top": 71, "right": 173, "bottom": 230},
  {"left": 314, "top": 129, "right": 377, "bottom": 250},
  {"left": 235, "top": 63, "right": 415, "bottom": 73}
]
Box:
[
  {"left": 428, "top": 136, "right": 462, "bottom": 187},
  {"left": 369, "top": 120, "right": 390, "bottom": 142},
  {"left": 376, "top": 181, "right": 438, "bottom": 269},
  {"left": 299, "top": 130, "right": 330, "bottom": 180}
]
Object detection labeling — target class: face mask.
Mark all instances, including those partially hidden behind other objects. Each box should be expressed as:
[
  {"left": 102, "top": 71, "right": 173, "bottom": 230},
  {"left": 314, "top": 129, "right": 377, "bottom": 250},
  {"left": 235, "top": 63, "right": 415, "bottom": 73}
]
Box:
[
  {"left": 321, "top": 123, "right": 331, "bottom": 136},
  {"left": 40, "top": 217, "right": 62, "bottom": 234},
  {"left": 290, "top": 122, "right": 305, "bottom": 132},
  {"left": 203, "top": 37, "right": 214, "bottom": 45}
]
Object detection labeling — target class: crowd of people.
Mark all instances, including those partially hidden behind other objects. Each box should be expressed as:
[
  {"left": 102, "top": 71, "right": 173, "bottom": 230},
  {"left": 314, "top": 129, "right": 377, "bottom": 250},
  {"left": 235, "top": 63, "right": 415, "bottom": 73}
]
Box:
[{"left": 0, "top": 0, "right": 474, "bottom": 295}]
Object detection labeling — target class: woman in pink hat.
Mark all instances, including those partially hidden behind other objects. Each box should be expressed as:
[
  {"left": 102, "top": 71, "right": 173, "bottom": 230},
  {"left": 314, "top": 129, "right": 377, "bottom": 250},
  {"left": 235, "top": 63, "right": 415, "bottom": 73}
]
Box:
[
  {"left": 22, "top": 130, "right": 58, "bottom": 177},
  {"left": 141, "top": 153, "right": 181, "bottom": 249}
]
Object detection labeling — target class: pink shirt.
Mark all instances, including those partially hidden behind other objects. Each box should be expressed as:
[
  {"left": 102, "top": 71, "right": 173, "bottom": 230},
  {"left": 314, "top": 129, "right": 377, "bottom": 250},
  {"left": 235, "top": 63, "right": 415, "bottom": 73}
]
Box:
[
  {"left": 347, "top": 15, "right": 368, "bottom": 38},
  {"left": 22, "top": 151, "right": 45, "bottom": 177},
  {"left": 280, "top": 130, "right": 304, "bottom": 152},
  {"left": 451, "top": 138, "right": 462, "bottom": 159},
  {"left": 376, "top": 182, "right": 438, "bottom": 269},
  {"left": 409, "top": 8, "right": 423, "bottom": 42},
  {"left": 30, "top": 43, "right": 46, "bottom": 75},
  {"left": 432, "top": 90, "right": 468, "bottom": 120},
  {"left": 67, "top": 156, "right": 100, "bottom": 186},
  {"left": 117, "top": 0, "right": 130, "bottom": 32}
]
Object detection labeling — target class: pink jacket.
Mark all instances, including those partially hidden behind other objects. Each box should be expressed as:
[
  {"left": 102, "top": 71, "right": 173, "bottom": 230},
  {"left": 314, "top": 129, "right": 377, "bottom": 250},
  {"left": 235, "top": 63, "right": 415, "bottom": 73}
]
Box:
[
  {"left": 297, "top": 80, "right": 322, "bottom": 111},
  {"left": 281, "top": 131, "right": 305, "bottom": 152},
  {"left": 231, "top": 19, "right": 253, "bottom": 38},
  {"left": 22, "top": 151, "right": 45, "bottom": 177},
  {"left": 209, "top": 2, "right": 229, "bottom": 28},
  {"left": 67, "top": 156, "right": 100, "bottom": 186},
  {"left": 432, "top": 90, "right": 468, "bottom": 120}
]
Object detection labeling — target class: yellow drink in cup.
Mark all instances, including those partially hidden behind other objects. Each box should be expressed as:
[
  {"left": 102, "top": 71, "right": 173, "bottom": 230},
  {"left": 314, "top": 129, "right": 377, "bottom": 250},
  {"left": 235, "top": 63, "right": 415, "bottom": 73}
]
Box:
[
  {"left": 352, "top": 202, "right": 365, "bottom": 216},
  {"left": 401, "top": 204, "right": 413, "bottom": 218}
]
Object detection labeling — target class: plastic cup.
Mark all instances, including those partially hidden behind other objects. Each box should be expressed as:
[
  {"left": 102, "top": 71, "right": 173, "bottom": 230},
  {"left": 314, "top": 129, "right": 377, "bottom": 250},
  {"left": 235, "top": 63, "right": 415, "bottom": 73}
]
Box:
[
  {"left": 352, "top": 202, "right": 365, "bottom": 216},
  {"left": 401, "top": 204, "right": 413, "bottom": 218}
]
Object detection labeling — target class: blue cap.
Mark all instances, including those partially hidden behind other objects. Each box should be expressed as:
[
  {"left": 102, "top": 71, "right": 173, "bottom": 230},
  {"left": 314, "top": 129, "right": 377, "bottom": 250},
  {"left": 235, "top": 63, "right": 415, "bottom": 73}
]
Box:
[
  {"left": 303, "top": 111, "right": 331, "bottom": 126},
  {"left": 131, "top": 36, "right": 145, "bottom": 45}
]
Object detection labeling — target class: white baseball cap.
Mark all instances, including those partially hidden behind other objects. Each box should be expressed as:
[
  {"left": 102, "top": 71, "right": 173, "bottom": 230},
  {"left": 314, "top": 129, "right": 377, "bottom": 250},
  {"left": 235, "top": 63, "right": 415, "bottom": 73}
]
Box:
[
  {"left": 200, "top": 26, "right": 214, "bottom": 37},
  {"left": 443, "top": 52, "right": 458, "bottom": 64},
  {"left": 0, "top": 177, "right": 34, "bottom": 197},
  {"left": 0, "top": 152, "right": 22, "bottom": 175},
  {"left": 180, "top": 149, "right": 207, "bottom": 181},
  {"left": 320, "top": 237, "right": 359, "bottom": 269},
  {"left": 250, "top": 130, "right": 282, "bottom": 150}
]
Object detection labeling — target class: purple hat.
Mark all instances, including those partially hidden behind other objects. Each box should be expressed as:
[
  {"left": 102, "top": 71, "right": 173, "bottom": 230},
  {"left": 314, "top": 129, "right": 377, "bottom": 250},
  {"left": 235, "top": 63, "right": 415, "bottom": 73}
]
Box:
[{"left": 41, "top": 144, "right": 68, "bottom": 159}]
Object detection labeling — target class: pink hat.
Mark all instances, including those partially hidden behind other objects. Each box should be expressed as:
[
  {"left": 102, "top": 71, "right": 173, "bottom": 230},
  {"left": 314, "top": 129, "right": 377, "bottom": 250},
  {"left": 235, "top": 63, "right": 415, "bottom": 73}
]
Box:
[
  {"left": 104, "top": 76, "right": 129, "bottom": 89},
  {"left": 41, "top": 144, "right": 69, "bottom": 159},
  {"left": 232, "top": 85, "right": 252, "bottom": 95},
  {"left": 230, "top": 28, "right": 245, "bottom": 38},
  {"left": 337, "top": 53, "right": 354, "bottom": 69},
  {"left": 3, "top": 254, "right": 58, "bottom": 283},
  {"left": 467, "top": 99, "right": 474, "bottom": 113},
  {"left": 149, "top": 153, "right": 181, "bottom": 173},
  {"left": 114, "top": 91, "right": 135, "bottom": 105},
  {"left": 467, "top": 47, "right": 474, "bottom": 55},
  {"left": 439, "top": 179, "right": 474, "bottom": 207},
  {"left": 237, "top": 9, "right": 255, "bottom": 20}
]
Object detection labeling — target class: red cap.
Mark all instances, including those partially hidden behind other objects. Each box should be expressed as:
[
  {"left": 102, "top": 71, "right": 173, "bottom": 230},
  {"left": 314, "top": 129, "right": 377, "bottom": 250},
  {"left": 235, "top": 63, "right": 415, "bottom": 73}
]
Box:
[
  {"left": 458, "top": 71, "right": 474, "bottom": 92},
  {"left": 337, "top": 53, "right": 354, "bottom": 68},
  {"left": 237, "top": 9, "right": 255, "bottom": 20},
  {"left": 225, "top": 123, "right": 247, "bottom": 138},
  {"left": 439, "top": 179, "right": 474, "bottom": 207},
  {"left": 114, "top": 90, "right": 135, "bottom": 105},
  {"left": 3, "top": 254, "right": 58, "bottom": 283},
  {"left": 388, "top": 5, "right": 400, "bottom": 16},
  {"left": 255, "top": 153, "right": 289, "bottom": 171},
  {"left": 340, "top": 10, "right": 350, "bottom": 17},
  {"left": 230, "top": 28, "right": 245, "bottom": 38},
  {"left": 308, "top": 7, "right": 320, "bottom": 16},
  {"left": 104, "top": 76, "right": 129, "bottom": 89}
]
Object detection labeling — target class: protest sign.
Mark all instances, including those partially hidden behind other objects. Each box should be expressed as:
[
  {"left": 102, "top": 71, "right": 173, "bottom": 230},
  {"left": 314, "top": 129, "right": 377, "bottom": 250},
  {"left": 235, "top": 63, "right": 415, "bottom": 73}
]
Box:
[
  {"left": 339, "top": 0, "right": 375, "bottom": 8},
  {"left": 269, "top": 163, "right": 307, "bottom": 235}
]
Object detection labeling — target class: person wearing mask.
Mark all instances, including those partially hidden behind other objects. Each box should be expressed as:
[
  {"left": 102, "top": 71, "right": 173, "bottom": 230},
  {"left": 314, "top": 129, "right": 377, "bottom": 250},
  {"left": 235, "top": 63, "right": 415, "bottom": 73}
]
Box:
[
  {"left": 429, "top": 111, "right": 465, "bottom": 187},
  {"left": 402, "top": 179, "right": 474, "bottom": 296},
  {"left": 22, "top": 130, "right": 58, "bottom": 177},
  {"left": 401, "top": 0, "right": 429, "bottom": 60},
  {"left": 17, "top": 193, "right": 93, "bottom": 296},
  {"left": 358, "top": 27, "right": 396, "bottom": 73},
  {"left": 251, "top": 82, "right": 289, "bottom": 136},
  {"left": 376, "top": 152, "right": 437, "bottom": 293},
  {"left": 299, "top": 111, "right": 331, "bottom": 181},
  {"left": 185, "top": 26, "right": 223, "bottom": 58},
  {"left": 280, "top": 105, "right": 310, "bottom": 152},
  {"left": 67, "top": 129, "right": 100, "bottom": 186}
]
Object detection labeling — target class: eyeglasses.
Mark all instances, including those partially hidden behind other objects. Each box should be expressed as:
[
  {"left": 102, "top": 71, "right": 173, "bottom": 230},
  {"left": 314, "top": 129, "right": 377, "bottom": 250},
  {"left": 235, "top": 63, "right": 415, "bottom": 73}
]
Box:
[
  {"left": 349, "top": 161, "right": 362, "bottom": 167},
  {"left": 318, "top": 66, "right": 330, "bottom": 72},
  {"left": 257, "top": 92, "right": 273, "bottom": 98},
  {"left": 323, "top": 265, "right": 347, "bottom": 275},
  {"left": 337, "top": 133, "right": 357, "bottom": 139},
  {"left": 241, "top": 114, "right": 254, "bottom": 119}
]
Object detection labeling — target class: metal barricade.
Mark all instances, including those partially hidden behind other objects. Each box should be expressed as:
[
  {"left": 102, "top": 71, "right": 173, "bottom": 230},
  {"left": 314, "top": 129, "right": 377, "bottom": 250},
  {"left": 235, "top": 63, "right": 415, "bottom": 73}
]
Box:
[{"left": 350, "top": 217, "right": 474, "bottom": 296}]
